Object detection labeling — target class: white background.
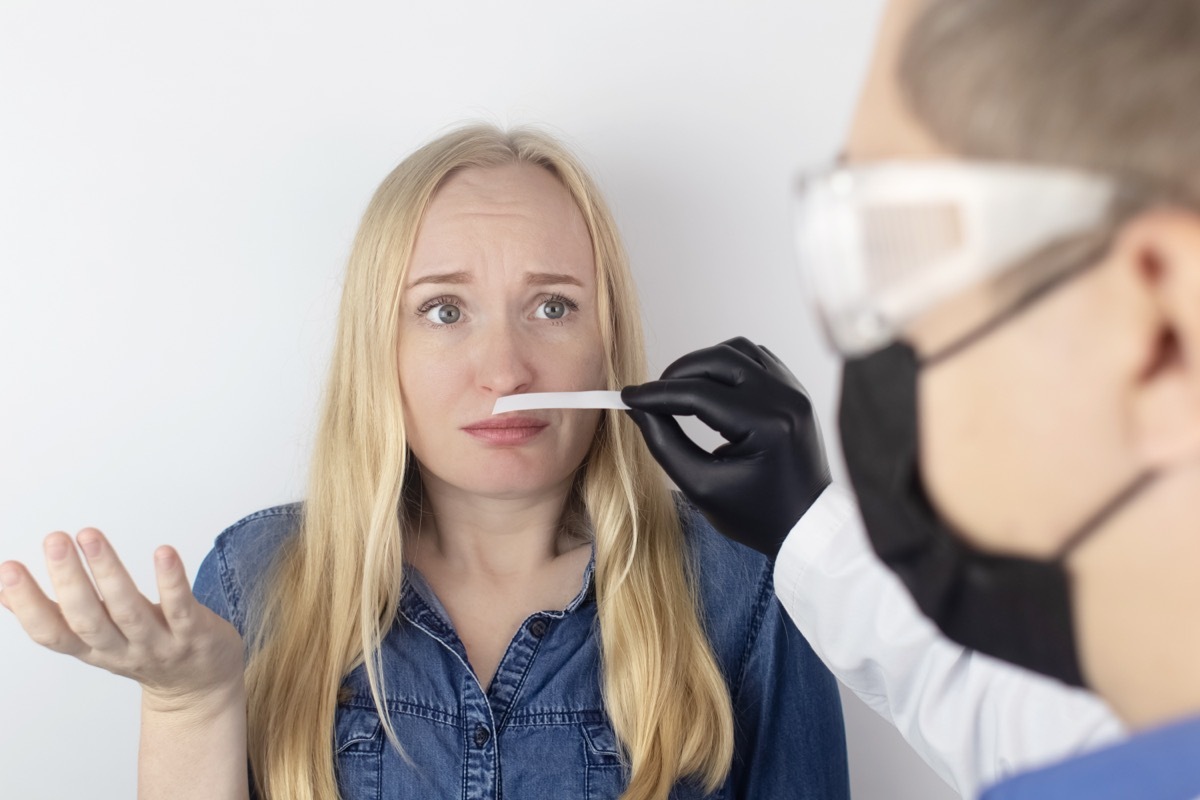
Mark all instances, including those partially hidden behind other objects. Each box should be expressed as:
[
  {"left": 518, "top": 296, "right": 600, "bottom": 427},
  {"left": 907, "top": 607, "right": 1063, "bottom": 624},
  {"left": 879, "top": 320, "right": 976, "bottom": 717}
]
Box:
[{"left": 0, "top": 1, "right": 957, "bottom": 797}]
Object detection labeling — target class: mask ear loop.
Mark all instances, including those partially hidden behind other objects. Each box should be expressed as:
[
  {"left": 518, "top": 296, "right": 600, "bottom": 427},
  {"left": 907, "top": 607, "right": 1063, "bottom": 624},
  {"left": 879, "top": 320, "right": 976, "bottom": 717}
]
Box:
[
  {"left": 1053, "top": 470, "right": 1159, "bottom": 560},
  {"left": 919, "top": 238, "right": 1110, "bottom": 369},
  {"left": 1045, "top": 190, "right": 1197, "bottom": 558},
  {"left": 909, "top": 222, "right": 1158, "bottom": 560}
]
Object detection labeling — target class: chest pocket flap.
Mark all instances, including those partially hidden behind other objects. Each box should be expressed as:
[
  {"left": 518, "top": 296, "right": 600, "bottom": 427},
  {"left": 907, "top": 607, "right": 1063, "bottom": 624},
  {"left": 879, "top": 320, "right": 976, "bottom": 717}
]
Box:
[
  {"left": 582, "top": 720, "right": 623, "bottom": 765},
  {"left": 335, "top": 705, "right": 384, "bottom": 756}
]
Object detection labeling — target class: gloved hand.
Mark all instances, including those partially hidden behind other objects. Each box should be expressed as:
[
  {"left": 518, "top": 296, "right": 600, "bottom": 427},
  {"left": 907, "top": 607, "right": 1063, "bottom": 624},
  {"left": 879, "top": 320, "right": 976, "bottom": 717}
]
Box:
[{"left": 621, "top": 337, "right": 831, "bottom": 558}]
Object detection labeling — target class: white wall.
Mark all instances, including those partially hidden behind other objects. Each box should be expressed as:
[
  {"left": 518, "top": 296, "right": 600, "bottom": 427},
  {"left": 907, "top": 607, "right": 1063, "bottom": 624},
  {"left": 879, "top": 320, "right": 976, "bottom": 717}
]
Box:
[{"left": 0, "top": 1, "right": 956, "bottom": 797}]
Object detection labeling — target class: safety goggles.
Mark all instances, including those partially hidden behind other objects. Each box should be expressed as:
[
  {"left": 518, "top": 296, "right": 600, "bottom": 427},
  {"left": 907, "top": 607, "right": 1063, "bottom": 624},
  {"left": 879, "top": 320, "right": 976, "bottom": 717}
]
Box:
[{"left": 792, "top": 161, "right": 1118, "bottom": 357}]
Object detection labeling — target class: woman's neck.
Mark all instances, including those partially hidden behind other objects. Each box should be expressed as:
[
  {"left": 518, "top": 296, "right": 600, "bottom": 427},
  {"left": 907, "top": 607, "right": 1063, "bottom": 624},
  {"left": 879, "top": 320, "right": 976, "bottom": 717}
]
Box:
[
  {"left": 406, "top": 472, "right": 594, "bottom": 692},
  {"left": 411, "top": 472, "right": 580, "bottom": 580}
]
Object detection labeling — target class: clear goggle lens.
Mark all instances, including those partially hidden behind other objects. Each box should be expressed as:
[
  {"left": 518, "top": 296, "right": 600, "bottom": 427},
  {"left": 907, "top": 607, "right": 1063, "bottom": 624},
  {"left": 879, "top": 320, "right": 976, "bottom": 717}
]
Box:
[{"left": 793, "top": 161, "right": 1117, "bottom": 356}]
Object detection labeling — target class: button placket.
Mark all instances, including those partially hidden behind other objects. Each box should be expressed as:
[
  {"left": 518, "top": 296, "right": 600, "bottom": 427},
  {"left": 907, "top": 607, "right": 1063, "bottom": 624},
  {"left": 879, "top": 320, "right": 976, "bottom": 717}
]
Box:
[
  {"left": 460, "top": 672, "right": 499, "bottom": 796},
  {"left": 473, "top": 725, "right": 491, "bottom": 748}
]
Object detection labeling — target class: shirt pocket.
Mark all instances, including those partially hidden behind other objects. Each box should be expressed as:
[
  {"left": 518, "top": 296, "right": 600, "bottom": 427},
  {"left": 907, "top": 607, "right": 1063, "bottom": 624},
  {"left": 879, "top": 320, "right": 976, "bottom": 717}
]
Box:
[
  {"left": 583, "top": 721, "right": 627, "bottom": 800},
  {"left": 335, "top": 705, "right": 383, "bottom": 800}
]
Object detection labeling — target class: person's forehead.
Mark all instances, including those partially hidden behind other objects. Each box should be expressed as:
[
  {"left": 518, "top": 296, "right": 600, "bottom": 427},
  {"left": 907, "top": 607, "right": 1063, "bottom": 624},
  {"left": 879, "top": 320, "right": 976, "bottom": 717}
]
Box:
[
  {"left": 425, "top": 163, "right": 583, "bottom": 229},
  {"left": 409, "top": 163, "right": 595, "bottom": 282},
  {"left": 844, "top": 0, "right": 949, "bottom": 164}
]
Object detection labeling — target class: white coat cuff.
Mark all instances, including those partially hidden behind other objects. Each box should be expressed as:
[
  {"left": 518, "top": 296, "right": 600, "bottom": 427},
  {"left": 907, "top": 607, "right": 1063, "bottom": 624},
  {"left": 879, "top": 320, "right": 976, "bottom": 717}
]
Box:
[{"left": 773, "top": 483, "right": 856, "bottom": 606}]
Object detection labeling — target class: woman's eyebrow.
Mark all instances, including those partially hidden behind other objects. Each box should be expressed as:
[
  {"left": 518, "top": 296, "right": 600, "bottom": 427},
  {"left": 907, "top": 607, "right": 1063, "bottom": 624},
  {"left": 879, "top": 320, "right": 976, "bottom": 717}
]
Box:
[
  {"left": 526, "top": 272, "right": 583, "bottom": 287},
  {"left": 405, "top": 271, "right": 584, "bottom": 290},
  {"left": 406, "top": 271, "right": 472, "bottom": 289}
]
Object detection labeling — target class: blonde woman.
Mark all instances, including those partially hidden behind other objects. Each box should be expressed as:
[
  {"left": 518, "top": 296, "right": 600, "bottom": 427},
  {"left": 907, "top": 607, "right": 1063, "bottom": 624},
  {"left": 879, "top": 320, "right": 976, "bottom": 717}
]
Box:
[{"left": 0, "top": 125, "right": 849, "bottom": 800}]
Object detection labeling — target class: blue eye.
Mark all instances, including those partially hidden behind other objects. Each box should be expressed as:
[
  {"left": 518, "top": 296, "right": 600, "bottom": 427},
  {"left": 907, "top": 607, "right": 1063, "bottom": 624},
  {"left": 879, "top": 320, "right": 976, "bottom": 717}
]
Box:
[
  {"left": 424, "top": 303, "right": 462, "bottom": 325},
  {"left": 535, "top": 299, "right": 571, "bottom": 320}
]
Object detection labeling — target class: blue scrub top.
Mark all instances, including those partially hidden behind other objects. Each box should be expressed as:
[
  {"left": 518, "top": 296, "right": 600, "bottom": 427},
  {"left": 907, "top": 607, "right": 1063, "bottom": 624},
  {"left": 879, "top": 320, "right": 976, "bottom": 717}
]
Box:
[{"left": 981, "top": 714, "right": 1200, "bottom": 799}]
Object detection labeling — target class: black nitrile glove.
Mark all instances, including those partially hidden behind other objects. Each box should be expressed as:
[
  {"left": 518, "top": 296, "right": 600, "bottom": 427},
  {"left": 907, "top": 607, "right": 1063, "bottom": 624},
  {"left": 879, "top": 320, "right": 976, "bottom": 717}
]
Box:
[{"left": 621, "top": 337, "right": 831, "bottom": 559}]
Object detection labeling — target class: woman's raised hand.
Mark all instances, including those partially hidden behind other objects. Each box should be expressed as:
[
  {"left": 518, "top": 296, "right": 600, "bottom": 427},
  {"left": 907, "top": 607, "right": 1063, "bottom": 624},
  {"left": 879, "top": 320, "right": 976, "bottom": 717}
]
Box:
[{"left": 0, "top": 529, "right": 244, "bottom": 712}]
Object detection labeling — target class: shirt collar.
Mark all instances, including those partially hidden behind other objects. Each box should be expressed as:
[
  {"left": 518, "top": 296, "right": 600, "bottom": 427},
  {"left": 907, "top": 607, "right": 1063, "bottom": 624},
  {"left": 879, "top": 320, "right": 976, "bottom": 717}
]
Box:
[{"left": 399, "top": 545, "right": 597, "bottom": 630}]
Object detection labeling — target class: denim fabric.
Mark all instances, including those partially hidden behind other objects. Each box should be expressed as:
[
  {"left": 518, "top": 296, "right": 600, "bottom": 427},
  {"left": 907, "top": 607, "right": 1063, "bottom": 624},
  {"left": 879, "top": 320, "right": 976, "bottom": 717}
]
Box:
[{"left": 193, "top": 499, "right": 849, "bottom": 800}]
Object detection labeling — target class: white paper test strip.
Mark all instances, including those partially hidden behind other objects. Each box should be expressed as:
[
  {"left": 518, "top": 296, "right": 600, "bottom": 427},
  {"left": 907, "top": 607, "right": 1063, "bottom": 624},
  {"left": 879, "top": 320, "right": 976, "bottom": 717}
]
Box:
[{"left": 493, "top": 391, "right": 630, "bottom": 414}]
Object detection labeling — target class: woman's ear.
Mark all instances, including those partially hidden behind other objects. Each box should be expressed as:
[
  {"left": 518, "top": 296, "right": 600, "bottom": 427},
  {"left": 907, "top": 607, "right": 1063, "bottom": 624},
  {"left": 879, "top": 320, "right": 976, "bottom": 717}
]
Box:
[{"left": 1124, "top": 208, "right": 1200, "bottom": 466}]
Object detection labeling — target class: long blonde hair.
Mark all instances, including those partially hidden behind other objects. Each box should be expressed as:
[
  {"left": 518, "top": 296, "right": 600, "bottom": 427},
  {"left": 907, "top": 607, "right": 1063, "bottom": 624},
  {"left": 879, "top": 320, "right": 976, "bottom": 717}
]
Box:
[{"left": 244, "top": 125, "right": 734, "bottom": 800}]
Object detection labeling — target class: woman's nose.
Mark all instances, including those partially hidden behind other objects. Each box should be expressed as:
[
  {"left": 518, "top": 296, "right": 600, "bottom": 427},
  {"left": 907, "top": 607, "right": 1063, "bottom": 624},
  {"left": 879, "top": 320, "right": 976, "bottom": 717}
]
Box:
[{"left": 475, "top": 323, "right": 535, "bottom": 396}]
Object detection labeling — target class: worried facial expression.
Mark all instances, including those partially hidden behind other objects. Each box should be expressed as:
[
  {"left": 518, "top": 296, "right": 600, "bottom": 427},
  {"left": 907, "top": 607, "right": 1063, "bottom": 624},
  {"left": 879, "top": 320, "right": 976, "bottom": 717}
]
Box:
[{"left": 397, "top": 163, "right": 607, "bottom": 500}]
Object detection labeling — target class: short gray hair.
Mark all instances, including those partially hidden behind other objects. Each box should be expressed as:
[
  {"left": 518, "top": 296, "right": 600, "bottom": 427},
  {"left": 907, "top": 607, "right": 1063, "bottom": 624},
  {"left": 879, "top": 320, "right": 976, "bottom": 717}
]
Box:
[{"left": 900, "top": 0, "right": 1200, "bottom": 201}]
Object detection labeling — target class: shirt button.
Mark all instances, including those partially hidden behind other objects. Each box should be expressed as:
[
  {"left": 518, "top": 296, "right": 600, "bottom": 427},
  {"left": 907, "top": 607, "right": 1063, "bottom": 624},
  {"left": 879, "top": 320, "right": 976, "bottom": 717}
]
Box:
[
  {"left": 473, "top": 725, "right": 491, "bottom": 748},
  {"left": 529, "top": 619, "right": 548, "bottom": 638}
]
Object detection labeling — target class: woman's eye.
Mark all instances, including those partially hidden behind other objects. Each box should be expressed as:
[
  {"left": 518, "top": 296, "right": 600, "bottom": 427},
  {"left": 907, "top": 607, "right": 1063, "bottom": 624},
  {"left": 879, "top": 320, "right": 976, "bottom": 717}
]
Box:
[
  {"left": 424, "top": 303, "right": 462, "bottom": 325},
  {"left": 535, "top": 299, "right": 570, "bottom": 320}
]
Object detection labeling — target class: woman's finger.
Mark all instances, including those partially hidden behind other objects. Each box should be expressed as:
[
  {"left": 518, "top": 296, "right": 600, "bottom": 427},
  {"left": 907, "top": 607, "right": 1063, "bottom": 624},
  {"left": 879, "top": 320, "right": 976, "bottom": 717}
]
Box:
[
  {"left": 153, "top": 546, "right": 201, "bottom": 637},
  {"left": 43, "top": 531, "right": 127, "bottom": 651},
  {"left": 0, "top": 562, "right": 18, "bottom": 611},
  {"left": 75, "top": 529, "right": 159, "bottom": 641},
  {"left": 0, "top": 559, "right": 91, "bottom": 658}
]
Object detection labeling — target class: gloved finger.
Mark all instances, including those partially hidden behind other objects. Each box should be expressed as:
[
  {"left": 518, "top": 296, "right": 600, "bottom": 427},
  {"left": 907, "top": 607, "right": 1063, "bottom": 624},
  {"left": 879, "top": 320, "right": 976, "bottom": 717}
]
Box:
[
  {"left": 758, "top": 343, "right": 800, "bottom": 376},
  {"left": 657, "top": 341, "right": 766, "bottom": 386},
  {"left": 622, "top": 378, "right": 757, "bottom": 440},
  {"left": 759, "top": 345, "right": 811, "bottom": 395},
  {"left": 626, "top": 409, "right": 720, "bottom": 492},
  {"left": 716, "top": 336, "right": 771, "bottom": 368},
  {"left": 759, "top": 344, "right": 787, "bottom": 369}
]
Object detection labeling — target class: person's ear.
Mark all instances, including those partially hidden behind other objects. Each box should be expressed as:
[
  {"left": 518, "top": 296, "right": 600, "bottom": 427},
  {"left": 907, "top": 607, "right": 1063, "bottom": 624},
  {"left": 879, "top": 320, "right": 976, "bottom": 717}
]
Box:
[{"left": 1123, "top": 208, "right": 1200, "bottom": 466}]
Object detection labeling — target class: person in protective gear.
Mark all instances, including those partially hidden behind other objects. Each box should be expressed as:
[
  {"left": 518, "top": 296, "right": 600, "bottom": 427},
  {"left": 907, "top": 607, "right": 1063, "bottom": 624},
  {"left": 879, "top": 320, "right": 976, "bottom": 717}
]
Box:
[{"left": 625, "top": 0, "right": 1200, "bottom": 797}]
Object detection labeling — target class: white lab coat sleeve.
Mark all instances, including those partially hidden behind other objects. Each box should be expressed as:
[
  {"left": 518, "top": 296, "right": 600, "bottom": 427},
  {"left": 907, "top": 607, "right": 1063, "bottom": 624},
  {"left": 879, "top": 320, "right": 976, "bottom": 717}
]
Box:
[{"left": 773, "top": 484, "right": 1126, "bottom": 799}]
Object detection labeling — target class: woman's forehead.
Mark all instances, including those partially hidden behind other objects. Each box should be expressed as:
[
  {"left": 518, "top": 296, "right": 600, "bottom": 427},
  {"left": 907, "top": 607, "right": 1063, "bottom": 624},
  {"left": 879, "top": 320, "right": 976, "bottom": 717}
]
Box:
[
  {"left": 428, "top": 163, "right": 584, "bottom": 229},
  {"left": 408, "top": 163, "right": 595, "bottom": 285}
]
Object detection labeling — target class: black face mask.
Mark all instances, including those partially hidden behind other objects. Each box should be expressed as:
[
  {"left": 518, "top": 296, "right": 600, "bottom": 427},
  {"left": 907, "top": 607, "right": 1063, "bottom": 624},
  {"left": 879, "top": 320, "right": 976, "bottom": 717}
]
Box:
[{"left": 838, "top": 316, "right": 1155, "bottom": 688}]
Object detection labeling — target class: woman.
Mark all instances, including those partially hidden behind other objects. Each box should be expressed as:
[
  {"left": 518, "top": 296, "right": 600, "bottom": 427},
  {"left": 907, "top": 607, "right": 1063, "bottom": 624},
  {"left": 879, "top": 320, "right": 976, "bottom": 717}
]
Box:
[{"left": 0, "top": 125, "right": 848, "bottom": 799}]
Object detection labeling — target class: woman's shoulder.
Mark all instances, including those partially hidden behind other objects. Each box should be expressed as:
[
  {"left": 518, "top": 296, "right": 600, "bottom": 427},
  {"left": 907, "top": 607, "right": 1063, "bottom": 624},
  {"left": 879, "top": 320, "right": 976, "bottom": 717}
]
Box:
[
  {"left": 674, "top": 493, "right": 772, "bottom": 587},
  {"left": 672, "top": 496, "right": 837, "bottom": 730},
  {"left": 213, "top": 502, "right": 304, "bottom": 570},
  {"left": 193, "top": 503, "right": 303, "bottom": 634},
  {"left": 673, "top": 493, "right": 776, "bottom": 643}
]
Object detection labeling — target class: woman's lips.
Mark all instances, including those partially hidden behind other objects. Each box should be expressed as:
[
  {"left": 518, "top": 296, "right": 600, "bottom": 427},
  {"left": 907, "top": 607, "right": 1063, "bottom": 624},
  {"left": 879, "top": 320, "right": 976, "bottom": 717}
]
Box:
[{"left": 462, "top": 414, "right": 549, "bottom": 445}]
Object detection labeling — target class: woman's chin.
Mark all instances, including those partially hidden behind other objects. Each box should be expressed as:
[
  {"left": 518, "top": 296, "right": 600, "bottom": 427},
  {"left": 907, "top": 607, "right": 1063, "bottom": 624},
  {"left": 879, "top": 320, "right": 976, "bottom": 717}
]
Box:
[
  {"left": 414, "top": 441, "right": 590, "bottom": 500},
  {"left": 462, "top": 482, "right": 567, "bottom": 501}
]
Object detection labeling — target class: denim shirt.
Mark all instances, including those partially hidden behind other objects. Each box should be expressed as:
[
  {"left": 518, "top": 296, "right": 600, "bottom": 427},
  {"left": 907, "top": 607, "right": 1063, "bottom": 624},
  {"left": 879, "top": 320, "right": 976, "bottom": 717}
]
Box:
[{"left": 193, "top": 500, "right": 850, "bottom": 800}]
